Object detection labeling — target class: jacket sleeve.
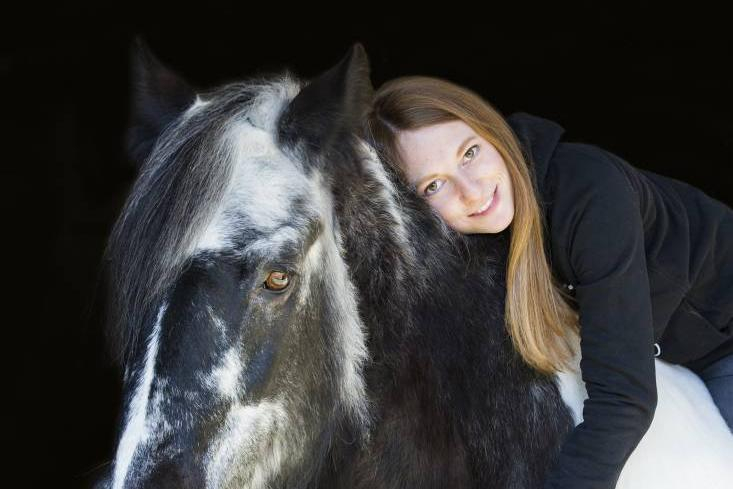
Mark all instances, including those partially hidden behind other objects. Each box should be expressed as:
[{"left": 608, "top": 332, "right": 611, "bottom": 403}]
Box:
[{"left": 543, "top": 146, "right": 658, "bottom": 489}]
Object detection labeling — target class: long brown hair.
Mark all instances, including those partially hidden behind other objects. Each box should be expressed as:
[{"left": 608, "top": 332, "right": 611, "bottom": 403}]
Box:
[{"left": 364, "top": 75, "right": 579, "bottom": 375}]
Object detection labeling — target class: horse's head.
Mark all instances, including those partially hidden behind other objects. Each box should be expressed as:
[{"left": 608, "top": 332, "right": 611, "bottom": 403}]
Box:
[{"left": 99, "top": 40, "right": 418, "bottom": 489}]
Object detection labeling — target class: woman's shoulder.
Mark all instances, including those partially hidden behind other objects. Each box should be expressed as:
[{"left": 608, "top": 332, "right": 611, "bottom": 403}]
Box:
[
  {"left": 551, "top": 142, "right": 634, "bottom": 185},
  {"left": 545, "top": 142, "right": 638, "bottom": 212},
  {"left": 543, "top": 142, "right": 646, "bottom": 272}
]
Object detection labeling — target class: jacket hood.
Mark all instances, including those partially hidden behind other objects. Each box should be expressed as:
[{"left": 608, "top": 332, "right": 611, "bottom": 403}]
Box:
[{"left": 505, "top": 111, "right": 566, "bottom": 196}]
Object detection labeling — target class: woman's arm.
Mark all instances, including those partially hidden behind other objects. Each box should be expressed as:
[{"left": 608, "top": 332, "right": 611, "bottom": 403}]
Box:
[{"left": 543, "top": 146, "right": 658, "bottom": 489}]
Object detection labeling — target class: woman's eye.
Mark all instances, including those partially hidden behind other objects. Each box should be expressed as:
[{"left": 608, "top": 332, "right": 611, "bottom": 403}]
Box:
[
  {"left": 464, "top": 144, "right": 479, "bottom": 162},
  {"left": 423, "top": 179, "right": 443, "bottom": 196}
]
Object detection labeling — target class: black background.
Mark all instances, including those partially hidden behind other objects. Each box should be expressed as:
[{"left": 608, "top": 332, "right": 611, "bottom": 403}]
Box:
[{"left": 4, "top": 3, "right": 731, "bottom": 488}]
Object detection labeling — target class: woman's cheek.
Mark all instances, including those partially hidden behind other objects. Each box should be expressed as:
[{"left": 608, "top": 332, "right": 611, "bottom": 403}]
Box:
[{"left": 431, "top": 201, "right": 451, "bottom": 221}]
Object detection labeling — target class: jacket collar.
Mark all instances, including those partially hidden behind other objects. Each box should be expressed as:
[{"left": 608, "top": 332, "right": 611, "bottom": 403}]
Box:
[{"left": 505, "top": 111, "right": 566, "bottom": 197}]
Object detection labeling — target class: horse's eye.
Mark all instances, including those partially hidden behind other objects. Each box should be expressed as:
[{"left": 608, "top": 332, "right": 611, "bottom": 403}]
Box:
[{"left": 264, "top": 270, "right": 290, "bottom": 291}]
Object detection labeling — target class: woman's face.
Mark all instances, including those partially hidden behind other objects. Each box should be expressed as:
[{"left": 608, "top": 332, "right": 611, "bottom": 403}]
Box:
[{"left": 396, "top": 119, "right": 515, "bottom": 234}]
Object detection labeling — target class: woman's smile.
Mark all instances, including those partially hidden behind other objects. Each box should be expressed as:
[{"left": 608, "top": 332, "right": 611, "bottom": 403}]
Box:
[{"left": 469, "top": 186, "right": 498, "bottom": 217}]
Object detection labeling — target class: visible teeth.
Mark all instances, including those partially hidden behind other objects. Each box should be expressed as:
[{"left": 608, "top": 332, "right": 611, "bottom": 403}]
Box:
[{"left": 474, "top": 191, "right": 494, "bottom": 214}]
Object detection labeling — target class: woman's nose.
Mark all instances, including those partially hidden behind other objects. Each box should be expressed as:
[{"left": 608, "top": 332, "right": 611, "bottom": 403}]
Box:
[{"left": 457, "top": 176, "right": 484, "bottom": 204}]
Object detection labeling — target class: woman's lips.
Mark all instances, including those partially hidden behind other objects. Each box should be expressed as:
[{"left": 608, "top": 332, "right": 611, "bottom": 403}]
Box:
[{"left": 469, "top": 187, "right": 498, "bottom": 217}]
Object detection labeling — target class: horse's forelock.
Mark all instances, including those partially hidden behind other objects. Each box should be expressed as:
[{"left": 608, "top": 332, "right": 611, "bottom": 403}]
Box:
[{"left": 103, "top": 75, "right": 303, "bottom": 372}]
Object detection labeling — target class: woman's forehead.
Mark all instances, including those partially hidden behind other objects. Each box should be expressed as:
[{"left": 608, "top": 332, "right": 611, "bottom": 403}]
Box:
[
  {"left": 396, "top": 120, "right": 476, "bottom": 178},
  {"left": 398, "top": 120, "right": 473, "bottom": 148}
]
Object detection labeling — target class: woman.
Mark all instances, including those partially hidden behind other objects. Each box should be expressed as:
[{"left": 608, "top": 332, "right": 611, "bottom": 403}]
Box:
[{"left": 363, "top": 75, "right": 733, "bottom": 489}]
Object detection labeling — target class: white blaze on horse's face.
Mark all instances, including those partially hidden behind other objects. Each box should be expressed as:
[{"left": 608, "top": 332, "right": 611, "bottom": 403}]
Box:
[
  {"left": 111, "top": 80, "right": 371, "bottom": 489},
  {"left": 112, "top": 303, "right": 167, "bottom": 489}
]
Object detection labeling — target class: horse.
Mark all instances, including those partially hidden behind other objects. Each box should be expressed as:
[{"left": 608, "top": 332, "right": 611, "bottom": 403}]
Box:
[{"left": 95, "top": 39, "right": 733, "bottom": 489}]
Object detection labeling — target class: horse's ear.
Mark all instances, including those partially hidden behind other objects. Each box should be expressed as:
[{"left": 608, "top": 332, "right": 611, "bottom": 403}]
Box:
[
  {"left": 124, "top": 35, "right": 198, "bottom": 167},
  {"left": 278, "top": 42, "right": 375, "bottom": 154}
]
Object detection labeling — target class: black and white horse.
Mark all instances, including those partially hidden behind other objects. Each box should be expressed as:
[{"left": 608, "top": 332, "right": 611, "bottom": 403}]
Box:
[{"left": 97, "top": 40, "right": 733, "bottom": 489}]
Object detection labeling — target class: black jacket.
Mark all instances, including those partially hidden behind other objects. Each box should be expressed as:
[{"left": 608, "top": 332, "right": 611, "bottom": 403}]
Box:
[{"left": 506, "top": 112, "right": 733, "bottom": 489}]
